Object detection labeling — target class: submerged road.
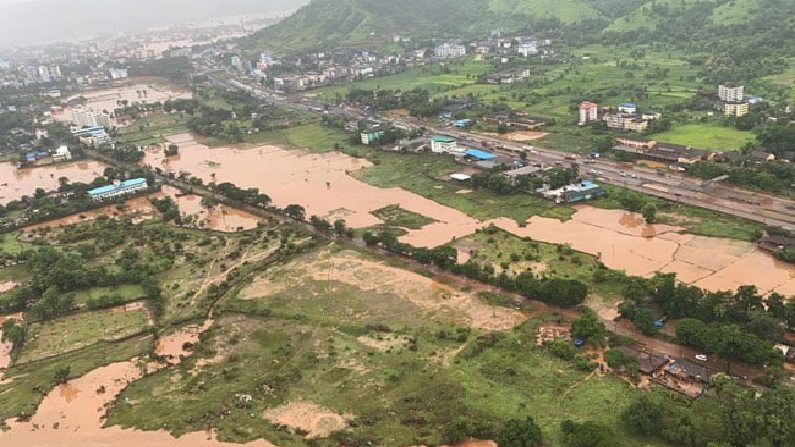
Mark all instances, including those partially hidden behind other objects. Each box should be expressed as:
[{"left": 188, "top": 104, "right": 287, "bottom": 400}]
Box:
[{"left": 212, "top": 74, "right": 795, "bottom": 229}]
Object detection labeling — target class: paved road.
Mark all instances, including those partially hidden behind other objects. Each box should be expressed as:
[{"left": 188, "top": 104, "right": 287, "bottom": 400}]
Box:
[{"left": 209, "top": 72, "right": 795, "bottom": 229}]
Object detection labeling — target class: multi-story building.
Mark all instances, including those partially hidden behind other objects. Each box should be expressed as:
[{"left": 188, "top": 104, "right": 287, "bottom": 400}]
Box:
[
  {"left": 430, "top": 135, "right": 458, "bottom": 153},
  {"left": 604, "top": 113, "right": 648, "bottom": 133},
  {"left": 723, "top": 101, "right": 749, "bottom": 117},
  {"left": 578, "top": 101, "right": 598, "bottom": 125},
  {"left": 718, "top": 84, "right": 744, "bottom": 102}
]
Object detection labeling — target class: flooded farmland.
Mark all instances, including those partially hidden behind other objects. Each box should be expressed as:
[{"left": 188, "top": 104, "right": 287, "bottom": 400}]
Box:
[
  {"left": 0, "top": 160, "right": 108, "bottom": 204},
  {"left": 141, "top": 134, "right": 795, "bottom": 295},
  {"left": 21, "top": 184, "right": 258, "bottom": 233},
  {"left": 56, "top": 82, "right": 192, "bottom": 123},
  {"left": 0, "top": 357, "right": 277, "bottom": 447}
]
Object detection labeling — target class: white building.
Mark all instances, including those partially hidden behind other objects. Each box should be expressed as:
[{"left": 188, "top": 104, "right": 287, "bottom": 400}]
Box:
[
  {"left": 108, "top": 68, "right": 128, "bottom": 80},
  {"left": 718, "top": 84, "right": 744, "bottom": 102},
  {"left": 578, "top": 101, "right": 598, "bottom": 125},
  {"left": 430, "top": 135, "right": 458, "bottom": 153},
  {"left": 52, "top": 145, "right": 72, "bottom": 162},
  {"left": 434, "top": 43, "right": 466, "bottom": 59},
  {"left": 70, "top": 109, "right": 111, "bottom": 128},
  {"left": 723, "top": 101, "right": 749, "bottom": 117}
]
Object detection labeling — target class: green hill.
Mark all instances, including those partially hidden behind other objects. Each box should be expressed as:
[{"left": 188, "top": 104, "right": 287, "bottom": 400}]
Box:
[{"left": 241, "top": 0, "right": 610, "bottom": 53}]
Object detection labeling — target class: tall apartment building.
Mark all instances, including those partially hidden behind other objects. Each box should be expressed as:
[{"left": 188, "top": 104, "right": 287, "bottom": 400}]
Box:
[
  {"left": 578, "top": 101, "right": 598, "bottom": 125},
  {"left": 718, "top": 84, "right": 744, "bottom": 102},
  {"left": 433, "top": 43, "right": 466, "bottom": 59}
]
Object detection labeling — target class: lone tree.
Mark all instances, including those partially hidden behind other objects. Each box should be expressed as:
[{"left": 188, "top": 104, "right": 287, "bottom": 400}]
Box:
[{"left": 641, "top": 202, "right": 657, "bottom": 224}]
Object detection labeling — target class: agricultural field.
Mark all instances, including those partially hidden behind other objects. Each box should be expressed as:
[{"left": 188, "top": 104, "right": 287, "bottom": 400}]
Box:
[
  {"left": 114, "top": 113, "right": 190, "bottom": 146},
  {"left": 651, "top": 123, "right": 755, "bottom": 151},
  {"left": 17, "top": 305, "right": 152, "bottom": 363},
  {"left": 106, "top": 245, "right": 664, "bottom": 446}
]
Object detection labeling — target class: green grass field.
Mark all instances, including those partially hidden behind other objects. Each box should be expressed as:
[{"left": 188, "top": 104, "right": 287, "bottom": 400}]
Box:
[
  {"left": 371, "top": 204, "right": 436, "bottom": 229},
  {"left": 650, "top": 123, "right": 755, "bottom": 151},
  {"left": 0, "top": 232, "right": 33, "bottom": 255},
  {"left": 18, "top": 307, "right": 152, "bottom": 364},
  {"left": 114, "top": 114, "right": 190, "bottom": 146}
]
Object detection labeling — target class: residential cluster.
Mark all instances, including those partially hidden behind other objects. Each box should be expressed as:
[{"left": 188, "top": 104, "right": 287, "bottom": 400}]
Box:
[{"left": 224, "top": 33, "right": 555, "bottom": 93}]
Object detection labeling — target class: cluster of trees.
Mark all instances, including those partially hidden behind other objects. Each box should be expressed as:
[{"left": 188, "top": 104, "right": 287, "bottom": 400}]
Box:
[
  {"left": 443, "top": 415, "right": 543, "bottom": 447},
  {"left": 620, "top": 273, "right": 792, "bottom": 366},
  {"left": 469, "top": 165, "right": 578, "bottom": 195},
  {"left": 346, "top": 88, "right": 448, "bottom": 117},
  {"left": 621, "top": 383, "right": 795, "bottom": 446},
  {"left": 211, "top": 183, "right": 271, "bottom": 208},
  {"left": 687, "top": 160, "right": 794, "bottom": 195}
]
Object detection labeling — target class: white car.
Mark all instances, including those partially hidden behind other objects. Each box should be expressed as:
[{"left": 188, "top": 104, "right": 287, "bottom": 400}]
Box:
[{"left": 695, "top": 354, "right": 708, "bottom": 362}]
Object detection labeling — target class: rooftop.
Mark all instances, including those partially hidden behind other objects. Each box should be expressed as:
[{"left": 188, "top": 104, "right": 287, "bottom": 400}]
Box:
[
  {"left": 464, "top": 149, "right": 496, "bottom": 161},
  {"left": 431, "top": 135, "right": 456, "bottom": 143},
  {"left": 88, "top": 178, "right": 147, "bottom": 196}
]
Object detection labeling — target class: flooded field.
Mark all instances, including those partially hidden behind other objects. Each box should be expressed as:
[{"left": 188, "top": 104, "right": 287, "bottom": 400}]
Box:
[
  {"left": 22, "top": 185, "right": 258, "bottom": 233},
  {"left": 0, "top": 357, "right": 277, "bottom": 447},
  {"left": 141, "top": 134, "right": 795, "bottom": 295},
  {"left": 60, "top": 82, "right": 192, "bottom": 116},
  {"left": 0, "top": 160, "right": 108, "bottom": 204},
  {"left": 492, "top": 207, "right": 795, "bottom": 295}
]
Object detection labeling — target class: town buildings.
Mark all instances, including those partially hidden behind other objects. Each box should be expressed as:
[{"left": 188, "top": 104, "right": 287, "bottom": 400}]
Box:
[
  {"left": 717, "top": 84, "right": 750, "bottom": 117},
  {"left": 602, "top": 102, "right": 660, "bottom": 133},
  {"left": 614, "top": 137, "right": 708, "bottom": 164},
  {"left": 541, "top": 180, "right": 606, "bottom": 204}
]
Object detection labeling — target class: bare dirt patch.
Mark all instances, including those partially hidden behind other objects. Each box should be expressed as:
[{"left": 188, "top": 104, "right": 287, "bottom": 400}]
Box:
[
  {"left": 263, "top": 402, "right": 350, "bottom": 438},
  {"left": 302, "top": 250, "right": 526, "bottom": 331},
  {"left": 356, "top": 334, "right": 410, "bottom": 352}
]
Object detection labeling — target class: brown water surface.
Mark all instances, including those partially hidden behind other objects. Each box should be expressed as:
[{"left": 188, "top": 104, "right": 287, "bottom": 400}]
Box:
[
  {"left": 141, "top": 134, "right": 795, "bottom": 295},
  {"left": 0, "top": 160, "right": 108, "bottom": 205}
]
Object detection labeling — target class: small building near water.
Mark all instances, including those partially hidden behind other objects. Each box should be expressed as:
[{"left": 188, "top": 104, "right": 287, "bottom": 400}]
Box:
[
  {"left": 88, "top": 178, "right": 148, "bottom": 201},
  {"left": 541, "top": 180, "right": 606, "bottom": 204}
]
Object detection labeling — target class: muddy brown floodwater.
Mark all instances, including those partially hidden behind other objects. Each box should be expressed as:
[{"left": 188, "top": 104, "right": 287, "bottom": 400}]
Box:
[
  {"left": 0, "top": 160, "right": 109, "bottom": 205},
  {"left": 0, "top": 358, "right": 277, "bottom": 447},
  {"left": 141, "top": 134, "right": 795, "bottom": 295}
]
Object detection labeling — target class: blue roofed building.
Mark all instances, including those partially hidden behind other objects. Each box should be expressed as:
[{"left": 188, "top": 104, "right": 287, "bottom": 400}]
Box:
[
  {"left": 464, "top": 149, "right": 496, "bottom": 161},
  {"left": 88, "top": 178, "right": 148, "bottom": 201}
]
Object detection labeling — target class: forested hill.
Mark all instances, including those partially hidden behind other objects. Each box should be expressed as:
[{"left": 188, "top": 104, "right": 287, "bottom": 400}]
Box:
[{"left": 242, "top": 0, "right": 795, "bottom": 63}]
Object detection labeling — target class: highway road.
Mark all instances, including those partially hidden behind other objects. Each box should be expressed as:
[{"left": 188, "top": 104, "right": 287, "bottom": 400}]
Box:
[{"left": 210, "top": 72, "right": 795, "bottom": 229}]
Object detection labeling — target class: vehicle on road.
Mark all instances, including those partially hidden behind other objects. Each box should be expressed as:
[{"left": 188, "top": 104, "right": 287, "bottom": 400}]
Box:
[{"left": 695, "top": 354, "right": 708, "bottom": 362}]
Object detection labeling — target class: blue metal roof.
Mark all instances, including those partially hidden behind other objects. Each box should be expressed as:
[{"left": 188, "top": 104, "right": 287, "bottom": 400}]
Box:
[
  {"left": 619, "top": 102, "right": 636, "bottom": 108},
  {"left": 88, "top": 178, "right": 147, "bottom": 196},
  {"left": 465, "top": 149, "right": 496, "bottom": 160}
]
